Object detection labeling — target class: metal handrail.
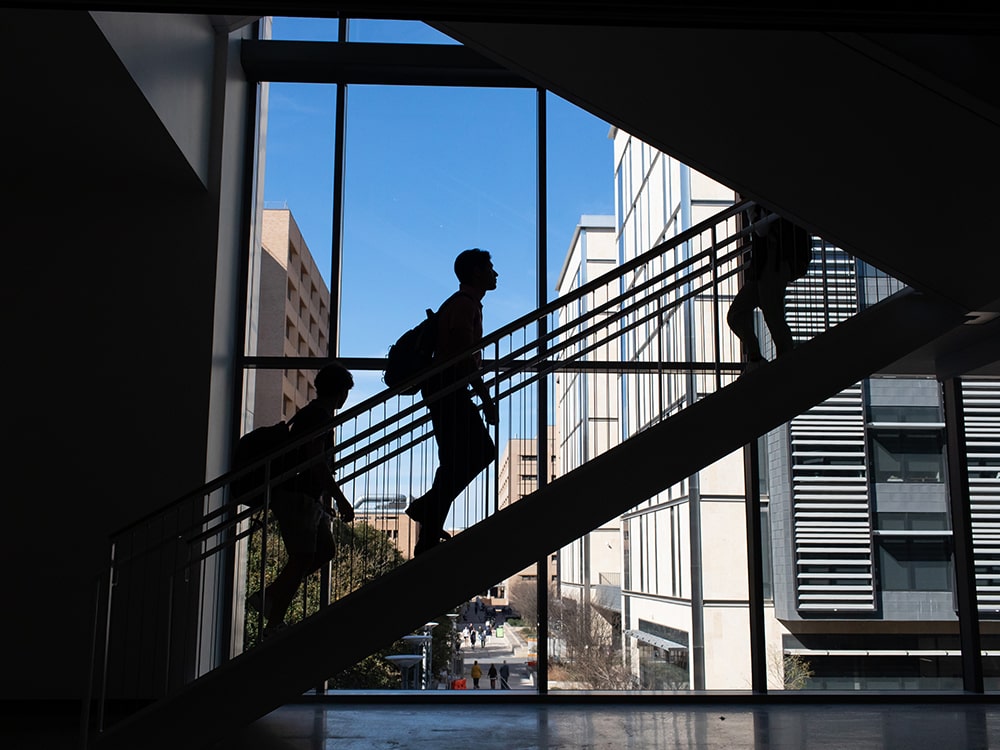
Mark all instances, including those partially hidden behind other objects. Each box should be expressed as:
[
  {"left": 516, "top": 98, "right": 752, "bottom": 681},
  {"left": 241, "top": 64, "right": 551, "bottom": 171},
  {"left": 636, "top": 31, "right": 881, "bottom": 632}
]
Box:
[
  {"left": 107, "top": 199, "right": 755, "bottom": 543},
  {"left": 93, "top": 198, "right": 836, "bottom": 723}
]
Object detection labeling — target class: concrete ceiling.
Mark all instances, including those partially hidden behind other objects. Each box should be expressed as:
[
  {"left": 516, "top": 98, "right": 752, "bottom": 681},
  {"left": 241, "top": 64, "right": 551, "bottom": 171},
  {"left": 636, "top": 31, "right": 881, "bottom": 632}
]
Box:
[
  {"left": 2, "top": 9, "right": 205, "bottom": 196},
  {"left": 8, "top": 5, "right": 996, "bottom": 376}
]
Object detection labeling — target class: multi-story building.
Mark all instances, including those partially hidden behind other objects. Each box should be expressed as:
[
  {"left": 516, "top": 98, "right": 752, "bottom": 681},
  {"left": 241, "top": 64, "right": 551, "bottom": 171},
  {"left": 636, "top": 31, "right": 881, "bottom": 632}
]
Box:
[
  {"left": 244, "top": 208, "right": 332, "bottom": 430},
  {"left": 353, "top": 494, "right": 418, "bottom": 559},
  {"left": 496, "top": 435, "right": 559, "bottom": 607},
  {"left": 558, "top": 128, "right": 1000, "bottom": 691},
  {"left": 553, "top": 216, "right": 625, "bottom": 626}
]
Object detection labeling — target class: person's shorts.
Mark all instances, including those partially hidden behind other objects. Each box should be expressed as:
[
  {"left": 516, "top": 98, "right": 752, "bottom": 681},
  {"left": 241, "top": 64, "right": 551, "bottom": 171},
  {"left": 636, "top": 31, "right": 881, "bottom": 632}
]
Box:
[{"left": 271, "top": 491, "right": 329, "bottom": 558}]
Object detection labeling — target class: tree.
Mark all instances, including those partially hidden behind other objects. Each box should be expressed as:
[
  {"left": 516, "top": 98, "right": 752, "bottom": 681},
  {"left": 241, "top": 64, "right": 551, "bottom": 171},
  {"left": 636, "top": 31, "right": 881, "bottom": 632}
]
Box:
[
  {"left": 243, "top": 516, "right": 459, "bottom": 690},
  {"left": 244, "top": 517, "right": 404, "bottom": 648},
  {"left": 550, "top": 595, "right": 636, "bottom": 690},
  {"left": 507, "top": 579, "right": 548, "bottom": 632},
  {"left": 768, "top": 648, "right": 813, "bottom": 690}
]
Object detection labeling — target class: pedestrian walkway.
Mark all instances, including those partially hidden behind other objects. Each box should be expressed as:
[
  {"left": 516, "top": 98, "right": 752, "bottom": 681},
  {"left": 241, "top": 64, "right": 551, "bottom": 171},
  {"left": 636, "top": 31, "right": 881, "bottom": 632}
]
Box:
[{"left": 451, "top": 623, "right": 535, "bottom": 690}]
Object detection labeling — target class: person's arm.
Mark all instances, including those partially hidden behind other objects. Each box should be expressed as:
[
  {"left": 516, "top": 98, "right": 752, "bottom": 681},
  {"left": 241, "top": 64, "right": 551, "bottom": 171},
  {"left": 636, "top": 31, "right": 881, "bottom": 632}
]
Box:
[
  {"left": 298, "top": 412, "right": 355, "bottom": 522},
  {"left": 330, "top": 482, "right": 355, "bottom": 523},
  {"left": 470, "top": 372, "right": 498, "bottom": 425},
  {"left": 317, "top": 469, "right": 355, "bottom": 523},
  {"left": 441, "top": 299, "right": 499, "bottom": 425}
]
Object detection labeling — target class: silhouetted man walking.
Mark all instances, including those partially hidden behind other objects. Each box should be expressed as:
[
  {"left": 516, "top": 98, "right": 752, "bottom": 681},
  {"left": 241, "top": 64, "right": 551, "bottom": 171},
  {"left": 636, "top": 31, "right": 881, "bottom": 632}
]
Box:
[{"left": 406, "top": 248, "right": 499, "bottom": 555}]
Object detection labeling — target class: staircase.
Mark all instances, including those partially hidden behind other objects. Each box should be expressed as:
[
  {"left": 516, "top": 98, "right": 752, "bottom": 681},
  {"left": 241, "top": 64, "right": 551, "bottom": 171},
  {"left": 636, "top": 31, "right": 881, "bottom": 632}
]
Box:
[
  {"left": 87, "top": 202, "right": 973, "bottom": 750},
  {"left": 93, "top": 287, "right": 967, "bottom": 750}
]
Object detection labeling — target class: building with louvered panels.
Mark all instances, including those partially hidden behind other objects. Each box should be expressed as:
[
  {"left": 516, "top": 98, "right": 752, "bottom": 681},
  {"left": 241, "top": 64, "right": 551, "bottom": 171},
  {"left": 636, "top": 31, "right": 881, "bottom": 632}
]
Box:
[{"left": 561, "top": 128, "right": 1000, "bottom": 692}]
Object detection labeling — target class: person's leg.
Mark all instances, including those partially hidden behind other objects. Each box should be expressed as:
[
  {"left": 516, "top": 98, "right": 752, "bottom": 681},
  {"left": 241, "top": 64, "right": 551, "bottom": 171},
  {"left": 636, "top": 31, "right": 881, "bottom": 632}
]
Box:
[
  {"left": 406, "top": 388, "right": 459, "bottom": 534},
  {"left": 412, "top": 391, "right": 494, "bottom": 554},
  {"left": 263, "top": 556, "right": 307, "bottom": 630},
  {"left": 304, "top": 508, "right": 336, "bottom": 574},
  {"left": 432, "top": 393, "right": 493, "bottom": 508},
  {"left": 758, "top": 265, "right": 794, "bottom": 356},
  {"left": 261, "top": 493, "right": 321, "bottom": 630},
  {"left": 727, "top": 280, "right": 764, "bottom": 362}
]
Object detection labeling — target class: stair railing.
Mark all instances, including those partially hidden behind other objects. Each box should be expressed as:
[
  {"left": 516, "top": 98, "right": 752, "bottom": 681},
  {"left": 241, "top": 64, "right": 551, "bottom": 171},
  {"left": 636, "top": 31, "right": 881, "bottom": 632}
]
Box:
[{"left": 87, "top": 199, "right": 852, "bottom": 730}]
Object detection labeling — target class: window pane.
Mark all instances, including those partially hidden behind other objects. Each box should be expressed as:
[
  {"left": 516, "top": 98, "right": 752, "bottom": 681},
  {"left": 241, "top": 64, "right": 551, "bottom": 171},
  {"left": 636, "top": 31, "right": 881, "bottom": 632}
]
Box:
[
  {"left": 868, "top": 404, "right": 943, "bottom": 423},
  {"left": 871, "top": 429, "right": 945, "bottom": 483},
  {"left": 250, "top": 83, "right": 337, "bottom": 359},
  {"left": 347, "top": 19, "right": 457, "bottom": 44},
  {"left": 270, "top": 16, "right": 341, "bottom": 42},
  {"left": 876, "top": 512, "right": 950, "bottom": 531},
  {"left": 340, "top": 85, "right": 536, "bottom": 375},
  {"left": 878, "top": 539, "right": 953, "bottom": 591}
]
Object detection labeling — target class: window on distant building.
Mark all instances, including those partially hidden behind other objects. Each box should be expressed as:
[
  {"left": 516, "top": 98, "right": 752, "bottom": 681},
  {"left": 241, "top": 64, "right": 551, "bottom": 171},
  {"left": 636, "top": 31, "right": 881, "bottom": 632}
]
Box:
[
  {"left": 876, "top": 512, "right": 950, "bottom": 531},
  {"left": 868, "top": 404, "right": 943, "bottom": 423},
  {"left": 877, "top": 538, "right": 953, "bottom": 591},
  {"left": 871, "top": 429, "right": 945, "bottom": 483}
]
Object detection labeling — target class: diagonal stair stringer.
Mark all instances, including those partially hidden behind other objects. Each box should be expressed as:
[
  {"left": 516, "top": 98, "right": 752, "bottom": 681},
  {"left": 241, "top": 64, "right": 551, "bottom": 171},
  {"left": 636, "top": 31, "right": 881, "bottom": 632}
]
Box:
[{"left": 93, "top": 288, "right": 968, "bottom": 750}]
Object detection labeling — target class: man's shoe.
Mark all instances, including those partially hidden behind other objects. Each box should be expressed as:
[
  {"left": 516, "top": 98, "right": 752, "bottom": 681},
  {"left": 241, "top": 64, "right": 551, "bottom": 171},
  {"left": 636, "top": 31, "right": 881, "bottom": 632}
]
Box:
[
  {"left": 262, "top": 621, "right": 288, "bottom": 639},
  {"left": 413, "top": 528, "right": 453, "bottom": 556},
  {"left": 413, "top": 536, "right": 437, "bottom": 557}
]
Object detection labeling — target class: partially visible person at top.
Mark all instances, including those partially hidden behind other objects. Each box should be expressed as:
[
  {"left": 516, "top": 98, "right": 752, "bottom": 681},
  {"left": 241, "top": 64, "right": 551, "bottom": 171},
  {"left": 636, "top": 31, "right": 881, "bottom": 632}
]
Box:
[
  {"left": 726, "top": 204, "right": 812, "bottom": 372},
  {"left": 405, "top": 248, "right": 499, "bottom": 555},
  {"left": 247, "top": 362, "right": 356, "bottom": 636}
]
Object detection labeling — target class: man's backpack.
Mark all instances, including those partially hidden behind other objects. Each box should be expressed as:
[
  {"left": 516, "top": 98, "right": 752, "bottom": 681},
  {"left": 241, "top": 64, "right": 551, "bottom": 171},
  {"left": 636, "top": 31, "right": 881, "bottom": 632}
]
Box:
[
  {"left": 774, "top": 217, "right": 813, "bottom": 280},
  {"left": 230, "top": 419, "right": 295, "bottom": 508},
  {"left": 383, "top": 308, "right": 438, "bottom": 395}
]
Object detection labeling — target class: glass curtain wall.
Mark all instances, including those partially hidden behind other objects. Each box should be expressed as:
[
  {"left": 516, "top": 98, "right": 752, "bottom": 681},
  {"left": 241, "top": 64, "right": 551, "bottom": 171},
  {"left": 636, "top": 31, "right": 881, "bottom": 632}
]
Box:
[
  {"left": 239, "top": 16, "right": 999, "bottom": 697},
  {"left": 241, "top": 16, "right": 560, "bottom": 689}
]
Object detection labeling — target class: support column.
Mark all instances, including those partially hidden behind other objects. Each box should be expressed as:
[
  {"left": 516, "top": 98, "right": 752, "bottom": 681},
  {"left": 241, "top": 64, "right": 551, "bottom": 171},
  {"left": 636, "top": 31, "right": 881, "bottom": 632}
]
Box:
[
  {"left": 743, "top": 439, "right": 767, "bottom": 693},
  {"left": 941, "top": 376, "right": 983, "bottom": 693},
  {"left": 535, "top": 86, "right": 549, "bottom": 695}
]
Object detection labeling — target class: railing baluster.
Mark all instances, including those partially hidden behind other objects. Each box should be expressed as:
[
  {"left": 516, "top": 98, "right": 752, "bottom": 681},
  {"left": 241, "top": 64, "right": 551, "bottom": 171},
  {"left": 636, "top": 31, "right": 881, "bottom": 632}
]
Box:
[{"left": 93, "top": 200, "right": 882, "bottom": 706}]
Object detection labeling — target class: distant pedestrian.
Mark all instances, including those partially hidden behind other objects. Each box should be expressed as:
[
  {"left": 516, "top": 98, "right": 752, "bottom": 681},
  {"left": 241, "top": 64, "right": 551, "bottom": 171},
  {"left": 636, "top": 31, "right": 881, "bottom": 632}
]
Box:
[
  {"left": 488, "top": 663, "right": 498, "bottom": 689},
  {"left": 470, "top": 628, "right": 477, "bottom": 648},
  {"left": 471, "top": 660, "right": 482, "bottom": 689},
  {"left": 499, "top": 660, "right": 511, "bottom": 689}
]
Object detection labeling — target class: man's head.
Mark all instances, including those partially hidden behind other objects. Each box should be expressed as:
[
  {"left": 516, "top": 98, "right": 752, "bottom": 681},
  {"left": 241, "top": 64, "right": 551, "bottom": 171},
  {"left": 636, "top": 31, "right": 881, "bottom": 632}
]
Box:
[
  {"left": 314, "top": 361, "right": 354, "bottom": 407},
  {"left": 454, "top": 248, "right": 498, "bottom": 293}
]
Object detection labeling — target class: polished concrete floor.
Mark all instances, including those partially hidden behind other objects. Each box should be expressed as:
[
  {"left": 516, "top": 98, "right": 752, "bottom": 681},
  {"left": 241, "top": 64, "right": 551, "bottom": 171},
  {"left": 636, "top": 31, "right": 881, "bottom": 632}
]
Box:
[
  {"left": 12, "top": 698, "right": 999, "bottom": 749},
  {"left": 221, "top": 701, "right": 1000, "bottom": 750}
]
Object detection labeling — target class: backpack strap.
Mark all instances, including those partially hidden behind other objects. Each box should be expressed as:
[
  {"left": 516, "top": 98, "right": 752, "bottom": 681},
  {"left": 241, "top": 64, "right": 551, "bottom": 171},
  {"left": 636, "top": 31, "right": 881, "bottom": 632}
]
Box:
[{"left": 437, "top": 289, "right": 478, "bottom": 314}]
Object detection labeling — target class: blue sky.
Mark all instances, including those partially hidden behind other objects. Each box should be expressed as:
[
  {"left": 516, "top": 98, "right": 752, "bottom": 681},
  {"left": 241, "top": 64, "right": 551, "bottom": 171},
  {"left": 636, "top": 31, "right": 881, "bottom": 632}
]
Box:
[{"left": 262, "top": 18, "right": 616, "bottom": 398}]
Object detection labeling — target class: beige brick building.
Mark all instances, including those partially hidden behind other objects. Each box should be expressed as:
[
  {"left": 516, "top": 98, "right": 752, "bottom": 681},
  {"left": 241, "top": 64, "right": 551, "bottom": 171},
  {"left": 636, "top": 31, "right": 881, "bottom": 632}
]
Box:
[
  {"left": 495, "top": 434, "right": 560, "bottom": 608},
  {"left": 245, "top": 208, "right": 332, "bottom": 429}
]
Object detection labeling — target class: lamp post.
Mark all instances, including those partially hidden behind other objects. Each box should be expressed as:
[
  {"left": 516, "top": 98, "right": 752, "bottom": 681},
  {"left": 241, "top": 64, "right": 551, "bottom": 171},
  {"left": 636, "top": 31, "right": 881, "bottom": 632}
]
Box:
[
  {"left": 446, "top": 613, "right": 460, "bottom": 687},
  {"left": 401, "top": 633, "right": 433, "bottom": 690},
  {"left": 384, "top": 654, "right": 423, "bottom": 690},
  {"left": 422, "top": 621, "right": 439, "bottom": 688}
]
